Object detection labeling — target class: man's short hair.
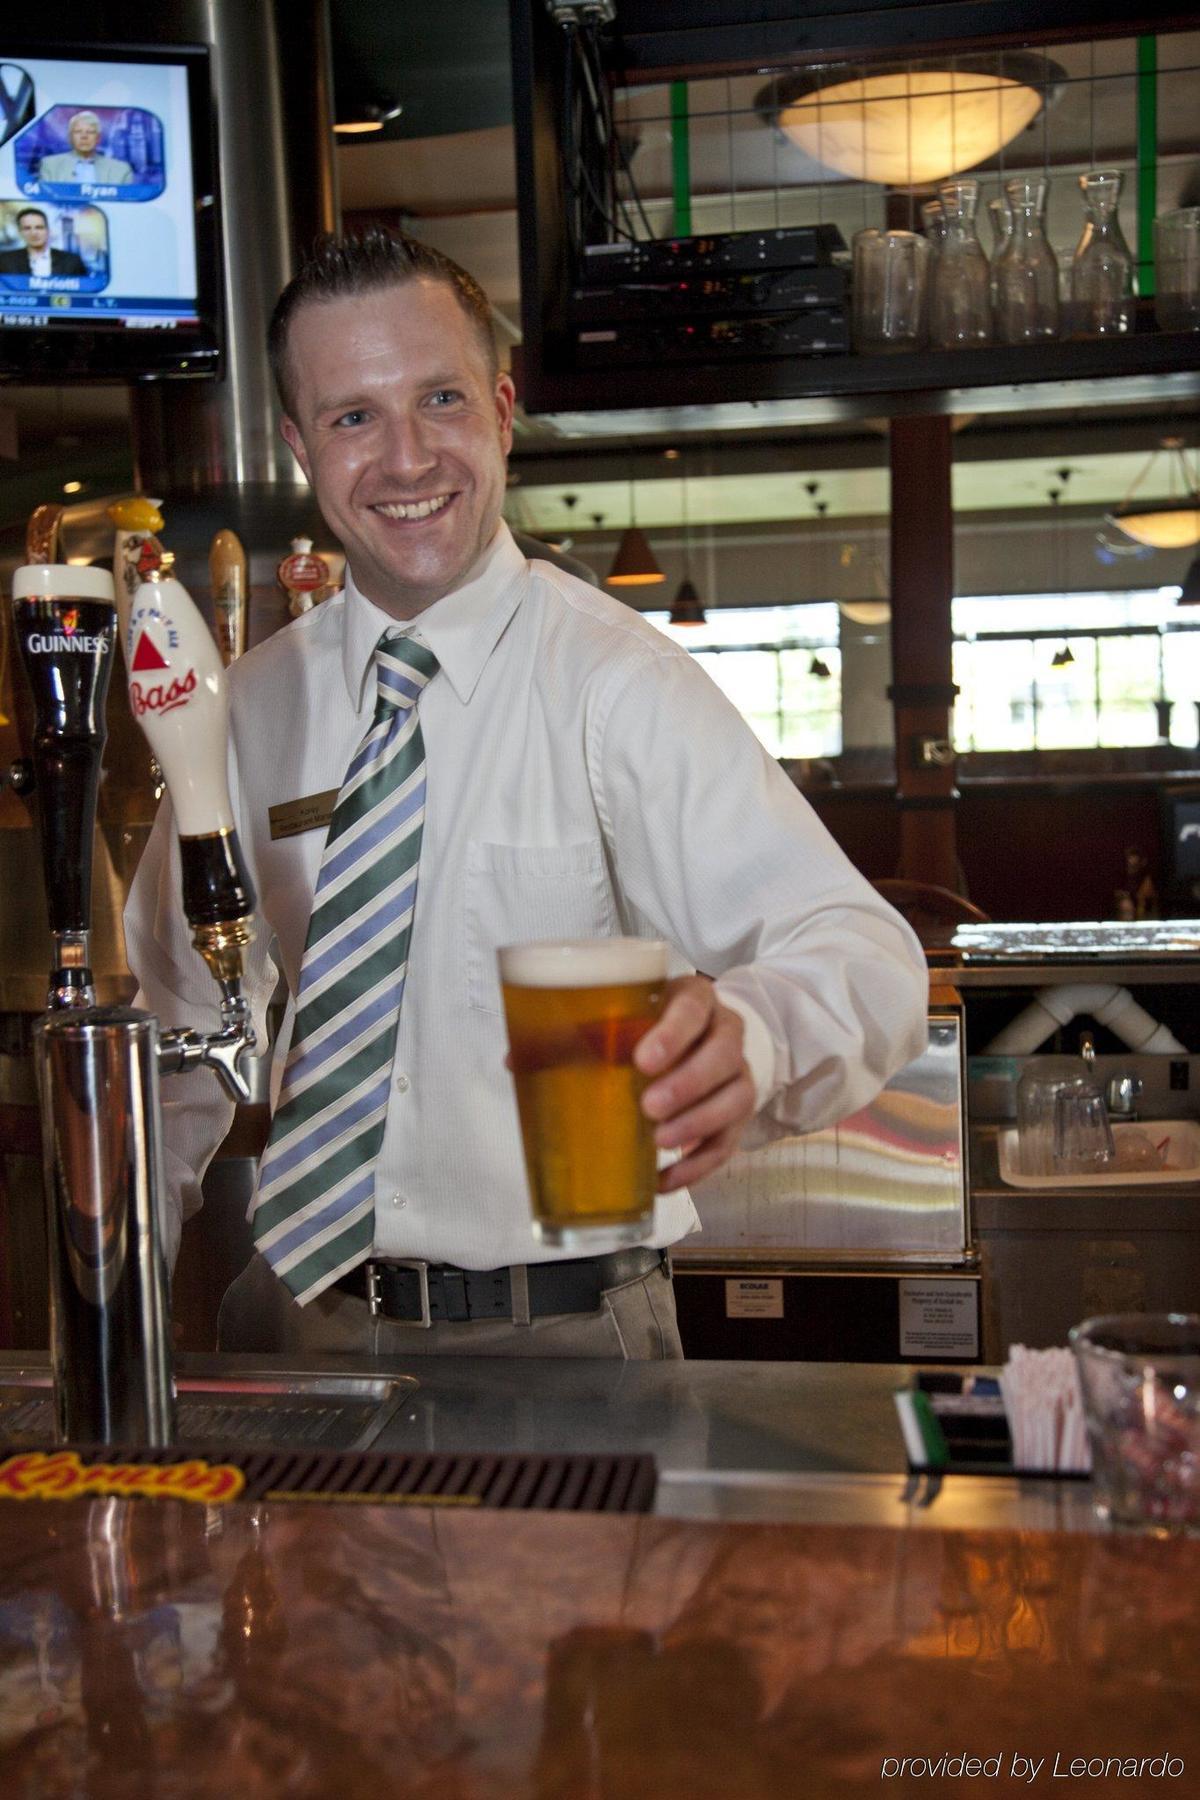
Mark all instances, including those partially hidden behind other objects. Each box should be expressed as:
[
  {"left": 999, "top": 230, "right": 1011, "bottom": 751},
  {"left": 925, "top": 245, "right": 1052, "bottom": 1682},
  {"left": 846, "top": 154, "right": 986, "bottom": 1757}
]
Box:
[
  {"left": 268, "top": 226, "right": 498, "bottom": 417},
  {"left": 69, "top": 110, "right": 102, "bottom": 131},
  {"left": 16, "top": 207, "right": 47, "bottom": 228}
]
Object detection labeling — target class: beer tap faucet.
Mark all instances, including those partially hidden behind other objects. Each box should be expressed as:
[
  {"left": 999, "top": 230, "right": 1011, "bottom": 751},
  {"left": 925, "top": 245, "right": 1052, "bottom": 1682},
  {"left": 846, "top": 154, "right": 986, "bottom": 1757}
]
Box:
[{"left": 12, "top": 545, "right": 258, "bottom": 1445}]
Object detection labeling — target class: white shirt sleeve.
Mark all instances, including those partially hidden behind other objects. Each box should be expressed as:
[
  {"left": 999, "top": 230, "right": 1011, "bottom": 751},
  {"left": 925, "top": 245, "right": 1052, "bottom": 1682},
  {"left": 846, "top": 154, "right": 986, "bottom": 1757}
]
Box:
[
  {"left": 122, "top": 788, "right": 279, "bottom": 1272},
  {"left": 593, "top": 645, "right": 929, "bottom": 1139}
]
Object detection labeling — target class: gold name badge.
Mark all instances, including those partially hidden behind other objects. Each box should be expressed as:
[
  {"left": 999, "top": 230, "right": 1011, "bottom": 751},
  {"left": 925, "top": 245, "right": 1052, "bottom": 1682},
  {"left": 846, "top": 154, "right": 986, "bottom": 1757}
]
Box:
[{"left": 268, "top": 789, "right": 338, "bottom": 841}]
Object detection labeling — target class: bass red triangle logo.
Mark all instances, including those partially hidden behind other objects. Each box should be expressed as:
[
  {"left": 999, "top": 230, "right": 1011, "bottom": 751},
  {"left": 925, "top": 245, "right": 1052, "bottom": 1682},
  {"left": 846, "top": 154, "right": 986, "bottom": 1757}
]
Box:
[{"left": 131, "top": 632, "right": 170, "bottom": 673}]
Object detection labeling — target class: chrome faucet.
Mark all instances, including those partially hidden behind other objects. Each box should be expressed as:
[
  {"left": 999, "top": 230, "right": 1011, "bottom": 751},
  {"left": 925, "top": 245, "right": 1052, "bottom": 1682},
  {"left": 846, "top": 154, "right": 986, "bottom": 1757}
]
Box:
[{"left": 14, "top": 554, "right": 257, "bottom": 1447}]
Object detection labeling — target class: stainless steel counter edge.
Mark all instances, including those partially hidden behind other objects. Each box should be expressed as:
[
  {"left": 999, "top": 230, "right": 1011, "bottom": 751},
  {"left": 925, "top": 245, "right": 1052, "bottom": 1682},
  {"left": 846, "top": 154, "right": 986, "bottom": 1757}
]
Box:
[{"left": 0, "top": 1351, "right": 1105, "bottom": 1532}]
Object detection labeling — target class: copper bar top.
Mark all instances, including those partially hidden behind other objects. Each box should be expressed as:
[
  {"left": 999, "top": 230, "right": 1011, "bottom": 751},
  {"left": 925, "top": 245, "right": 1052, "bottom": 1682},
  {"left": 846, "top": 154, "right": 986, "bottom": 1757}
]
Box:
[{"left": 1, "top": 1495, "right": 1197, "bottom": 1798}]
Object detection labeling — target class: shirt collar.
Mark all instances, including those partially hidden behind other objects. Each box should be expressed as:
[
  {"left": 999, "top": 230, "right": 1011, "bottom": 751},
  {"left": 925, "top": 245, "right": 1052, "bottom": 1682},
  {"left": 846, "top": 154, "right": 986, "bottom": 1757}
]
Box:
[{"left": 341, "top": 522, "right": 527, "bottom": 711}]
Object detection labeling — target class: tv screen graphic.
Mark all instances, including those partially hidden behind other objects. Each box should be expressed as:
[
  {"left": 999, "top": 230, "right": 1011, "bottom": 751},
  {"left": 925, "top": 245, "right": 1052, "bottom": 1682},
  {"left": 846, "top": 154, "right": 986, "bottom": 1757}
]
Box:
[{"left": 0, "top": 44, "right": 218, "bottom": 379}]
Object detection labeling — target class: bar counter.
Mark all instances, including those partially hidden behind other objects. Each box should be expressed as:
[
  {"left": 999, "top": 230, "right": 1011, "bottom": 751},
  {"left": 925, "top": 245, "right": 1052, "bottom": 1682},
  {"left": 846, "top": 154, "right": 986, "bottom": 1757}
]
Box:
[{"left": 3, "top": 1355, "right": 1199, "bottom": 1794}]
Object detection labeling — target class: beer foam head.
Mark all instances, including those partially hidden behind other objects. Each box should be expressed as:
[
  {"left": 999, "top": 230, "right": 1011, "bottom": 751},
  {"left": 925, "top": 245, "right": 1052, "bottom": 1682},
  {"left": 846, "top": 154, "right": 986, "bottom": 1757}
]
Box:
[
  {"left": 13, "top": 564, "right": 115, "bottom": 603},
  {"left": 498, "top": 937, "right": 667, "bottom": 988}
]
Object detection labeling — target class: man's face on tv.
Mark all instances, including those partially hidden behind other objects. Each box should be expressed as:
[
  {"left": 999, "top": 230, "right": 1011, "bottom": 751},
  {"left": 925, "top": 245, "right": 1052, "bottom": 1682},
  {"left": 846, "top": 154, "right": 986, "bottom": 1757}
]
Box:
[
  {"left": 17, "top": 213, "right": 48, "bottom": 252},
  {"left": 68, "top": 117, "right": 100, "bottom": 155}
]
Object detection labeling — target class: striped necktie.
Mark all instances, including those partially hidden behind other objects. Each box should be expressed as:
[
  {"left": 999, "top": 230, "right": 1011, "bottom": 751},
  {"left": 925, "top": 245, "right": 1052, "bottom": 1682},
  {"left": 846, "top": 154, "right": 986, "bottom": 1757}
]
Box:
[{"left": 250, "top": 632, "right": 439, "bottom": 1305}]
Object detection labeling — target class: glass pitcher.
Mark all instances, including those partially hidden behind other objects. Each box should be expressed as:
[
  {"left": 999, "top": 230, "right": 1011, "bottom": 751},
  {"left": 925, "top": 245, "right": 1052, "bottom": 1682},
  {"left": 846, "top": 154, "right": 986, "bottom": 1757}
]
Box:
[
  {"left": 1070, "top": 169, "right": 1135, "bottom": 337},
  {"left": 987, "top": 195, "right": 1012, "bottom": 315},
  {"left": 929, "top": 179, "right": 991, "bottom": 348},
  {"left": 994, "top": 176, "right": 1060, "bottom": 343}
]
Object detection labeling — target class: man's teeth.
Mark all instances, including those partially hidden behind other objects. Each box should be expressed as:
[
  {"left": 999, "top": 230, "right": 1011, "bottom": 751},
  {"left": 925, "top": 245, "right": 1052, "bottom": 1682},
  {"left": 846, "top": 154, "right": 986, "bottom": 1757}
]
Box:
[{"left": 374, "top": 495, "right": 452, "bottom": 520}]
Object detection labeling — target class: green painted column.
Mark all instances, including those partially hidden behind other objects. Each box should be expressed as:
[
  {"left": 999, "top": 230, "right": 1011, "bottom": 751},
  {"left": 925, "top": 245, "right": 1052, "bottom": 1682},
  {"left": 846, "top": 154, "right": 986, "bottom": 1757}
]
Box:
[{"left": 670, "top": 80, "right": 691, "bottom": 238}]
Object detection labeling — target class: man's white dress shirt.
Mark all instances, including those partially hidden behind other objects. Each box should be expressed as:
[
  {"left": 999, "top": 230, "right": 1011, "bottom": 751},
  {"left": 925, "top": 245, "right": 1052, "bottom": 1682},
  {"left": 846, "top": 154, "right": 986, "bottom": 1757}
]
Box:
[{"left": 124, "top": 525, "right": 928, "bottom": 1273}]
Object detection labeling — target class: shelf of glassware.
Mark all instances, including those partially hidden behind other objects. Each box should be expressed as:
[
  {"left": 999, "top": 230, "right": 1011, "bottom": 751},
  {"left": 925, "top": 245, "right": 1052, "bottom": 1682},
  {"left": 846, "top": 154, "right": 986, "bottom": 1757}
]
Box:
[{"left": 519, "top": 325, "right": 1200, "bottom": 428}]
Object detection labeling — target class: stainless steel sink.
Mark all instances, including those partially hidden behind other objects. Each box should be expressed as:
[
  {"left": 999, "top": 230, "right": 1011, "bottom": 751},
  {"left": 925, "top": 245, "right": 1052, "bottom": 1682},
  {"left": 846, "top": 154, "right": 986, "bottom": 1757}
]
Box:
[{"left": 0, "top": 1366, "right": 419, "bottom": 1452}]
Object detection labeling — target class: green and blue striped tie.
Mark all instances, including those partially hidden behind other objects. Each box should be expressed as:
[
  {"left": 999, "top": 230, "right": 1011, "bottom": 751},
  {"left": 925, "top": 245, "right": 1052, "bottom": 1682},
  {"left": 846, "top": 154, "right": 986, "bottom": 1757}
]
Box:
[{"left": 251, "top": 632, "right": 438, "bottom": 1304}]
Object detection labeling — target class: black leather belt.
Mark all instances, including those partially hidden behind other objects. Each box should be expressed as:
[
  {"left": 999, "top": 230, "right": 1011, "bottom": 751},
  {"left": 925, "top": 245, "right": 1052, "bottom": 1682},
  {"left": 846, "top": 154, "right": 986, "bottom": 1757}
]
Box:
[{"left": 333, "top": 1247, "right": 668, "bottom": 1327}]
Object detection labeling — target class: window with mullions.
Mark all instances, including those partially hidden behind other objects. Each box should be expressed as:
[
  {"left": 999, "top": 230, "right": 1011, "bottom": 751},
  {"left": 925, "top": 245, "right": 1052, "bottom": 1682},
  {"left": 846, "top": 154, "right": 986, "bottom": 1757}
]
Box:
[
  {"left": 643, "top": 603, "right": 842, "bottom": 758},
  {"left": 952, "top": 589, "right": 1199, "bottom": 753}
]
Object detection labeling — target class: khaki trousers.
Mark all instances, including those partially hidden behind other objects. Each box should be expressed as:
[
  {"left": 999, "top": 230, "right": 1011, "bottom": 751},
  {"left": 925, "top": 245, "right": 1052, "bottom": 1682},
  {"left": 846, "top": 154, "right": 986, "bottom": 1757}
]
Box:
[{"left": 217, "top": 1249, "right": 684, "bottom": 1359}]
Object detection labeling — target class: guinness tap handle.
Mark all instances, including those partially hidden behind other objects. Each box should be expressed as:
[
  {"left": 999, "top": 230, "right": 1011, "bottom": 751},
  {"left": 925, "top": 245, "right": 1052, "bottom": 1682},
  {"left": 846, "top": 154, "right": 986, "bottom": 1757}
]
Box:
[{"left": 12, "top": 565, "right": 118, "bottom": 1008}]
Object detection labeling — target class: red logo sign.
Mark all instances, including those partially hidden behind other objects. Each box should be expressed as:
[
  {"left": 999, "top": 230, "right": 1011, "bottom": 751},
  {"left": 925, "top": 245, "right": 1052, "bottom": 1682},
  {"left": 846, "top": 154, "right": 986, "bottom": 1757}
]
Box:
[
  {"left": 278, "top": 550, "right": 326, "bottom": 593},
  {"left": 131, "top": 631, "right": 170, "bottom": 672},
  {"left": 60, "top": 608, "right": 79, "bottom": 635},
  {"left": 130, "top": 667, "right": 197, "bottom": 718}
]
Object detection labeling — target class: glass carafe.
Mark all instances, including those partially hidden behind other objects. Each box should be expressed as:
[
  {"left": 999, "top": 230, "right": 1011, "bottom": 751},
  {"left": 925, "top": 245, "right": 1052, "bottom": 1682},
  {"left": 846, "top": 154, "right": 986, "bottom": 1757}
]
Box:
[
  {"left": 994, "top": 176, "right": 1060, "bottom": 343},
  {"left": 987, "top": 195, "right": 1012, "bottom": 315},
  {"left": 920, "top": 198, "right": 947, "bottom": 249},
  {"left": 929, "top": 179, "right": 991, "bottom": 348},
  {"left": 1070, "top": 169, "right": 1135, "bottom": 337}
]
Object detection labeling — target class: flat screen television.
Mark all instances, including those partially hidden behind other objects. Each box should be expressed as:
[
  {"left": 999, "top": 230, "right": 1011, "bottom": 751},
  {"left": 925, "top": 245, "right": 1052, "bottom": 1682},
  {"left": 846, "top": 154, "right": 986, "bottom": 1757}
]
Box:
[{"left": 0, "top": 41, "right": 219, "bottom": 380}]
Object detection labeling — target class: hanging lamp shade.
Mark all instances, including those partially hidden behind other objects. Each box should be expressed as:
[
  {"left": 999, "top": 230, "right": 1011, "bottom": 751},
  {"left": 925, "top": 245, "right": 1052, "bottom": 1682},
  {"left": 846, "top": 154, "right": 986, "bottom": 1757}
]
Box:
[
  {"left": 669, "top": 578, "right": 706, "bottom": 626},
  {"left": 759, "top": 55, "right": 1064, "bottom": 187},
  {"left": 1108, "top": 439, "right": 1200, "bottom": 550},
  {"left": 839, "top": 601, "right": 891, "bottom": 626},
  {"left": 607, "top": 525, "right": 664, "bottom": 586},
  {"left": 1178, "top": 553, "right": 1200, "bottom": 604},
  {"left": 1107, "top": 496, "right": 1200, "bottom": 550}
]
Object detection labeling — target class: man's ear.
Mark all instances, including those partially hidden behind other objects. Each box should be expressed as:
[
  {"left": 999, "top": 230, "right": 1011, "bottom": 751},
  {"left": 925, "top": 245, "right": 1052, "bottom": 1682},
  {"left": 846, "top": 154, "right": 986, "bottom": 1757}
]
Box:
[
  {"left": 280, "top": 414, "right": 312, "bottom": 482},
  {"left": 494, "top": 372, "right": 516, "bottom": 457}
]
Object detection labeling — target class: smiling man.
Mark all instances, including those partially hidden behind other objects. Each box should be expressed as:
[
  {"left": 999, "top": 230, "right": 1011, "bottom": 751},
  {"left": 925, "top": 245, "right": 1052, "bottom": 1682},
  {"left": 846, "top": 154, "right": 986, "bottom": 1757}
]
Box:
[{"left": 125, "top": 227, "right": 927, "bottom": 1359}]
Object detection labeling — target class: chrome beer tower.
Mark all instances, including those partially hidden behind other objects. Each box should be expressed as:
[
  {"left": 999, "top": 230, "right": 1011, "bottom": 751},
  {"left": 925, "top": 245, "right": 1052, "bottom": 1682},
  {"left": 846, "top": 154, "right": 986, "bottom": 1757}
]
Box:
[{"left": 11, "top": 543, "right": 255, "bottom": 1447}]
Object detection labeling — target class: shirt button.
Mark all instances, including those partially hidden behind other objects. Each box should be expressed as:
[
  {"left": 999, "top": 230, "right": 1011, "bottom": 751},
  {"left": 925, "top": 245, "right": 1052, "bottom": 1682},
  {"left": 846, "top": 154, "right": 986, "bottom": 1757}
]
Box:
[
  {"left": 390, "top": 1192, "right": 407, "bottom": 1209},
  {"left": 395, "top": 1073, "right": 410, "bottom": 1093}
]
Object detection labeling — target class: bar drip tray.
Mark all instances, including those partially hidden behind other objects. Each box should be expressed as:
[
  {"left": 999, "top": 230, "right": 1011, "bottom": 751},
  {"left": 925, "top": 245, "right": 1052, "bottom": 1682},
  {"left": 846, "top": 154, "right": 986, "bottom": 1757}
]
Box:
[{"left": 0, "top": 1369, "right": 418, "bottom": 1453}]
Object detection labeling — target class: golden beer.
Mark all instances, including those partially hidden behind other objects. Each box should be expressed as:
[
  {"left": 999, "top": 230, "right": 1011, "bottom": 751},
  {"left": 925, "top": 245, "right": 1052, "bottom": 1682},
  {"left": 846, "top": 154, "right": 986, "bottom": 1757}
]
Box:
[{"left": 499, "top": 939, "right": 668, "bottom": 1246}]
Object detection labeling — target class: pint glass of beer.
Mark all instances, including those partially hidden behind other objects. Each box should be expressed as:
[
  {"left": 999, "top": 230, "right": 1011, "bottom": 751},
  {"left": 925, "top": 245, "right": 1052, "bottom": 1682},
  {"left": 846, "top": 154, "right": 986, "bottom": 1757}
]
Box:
[{"left": 499, "top": 938, "right": 668, "bottom": 1247}]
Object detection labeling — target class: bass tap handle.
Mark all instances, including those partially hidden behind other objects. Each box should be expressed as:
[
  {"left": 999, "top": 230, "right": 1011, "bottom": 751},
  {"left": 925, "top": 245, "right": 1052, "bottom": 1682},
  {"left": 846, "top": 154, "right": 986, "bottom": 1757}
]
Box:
[{"left": 122, "top": 561, "right": 256, "bottom": 990}]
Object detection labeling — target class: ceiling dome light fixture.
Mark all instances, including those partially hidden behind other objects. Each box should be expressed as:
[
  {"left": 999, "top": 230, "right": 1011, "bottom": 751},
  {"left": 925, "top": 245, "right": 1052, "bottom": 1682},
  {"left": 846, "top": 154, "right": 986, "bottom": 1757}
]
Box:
[
  {"left": 1107, "top": 437, "right": 1200, "bottom": 550},
  {"left": 758, "top": 54, "right": 1064, "bottom": 188},
  {"left": 607, "top": 479, "right": 664, "bottom": 587}
]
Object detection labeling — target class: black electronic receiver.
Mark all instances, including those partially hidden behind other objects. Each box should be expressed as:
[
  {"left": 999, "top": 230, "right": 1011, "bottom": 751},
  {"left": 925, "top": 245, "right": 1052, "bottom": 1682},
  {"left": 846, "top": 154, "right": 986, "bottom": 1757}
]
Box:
[
  {"left": 574, "top": 308, "right": 850, "bottom": 367},
  {"left": 579, "top": 224, "right": 846, "bottom": 286},
  {"left": 570, "top": 263, "right": 847, "bottom": 323}
]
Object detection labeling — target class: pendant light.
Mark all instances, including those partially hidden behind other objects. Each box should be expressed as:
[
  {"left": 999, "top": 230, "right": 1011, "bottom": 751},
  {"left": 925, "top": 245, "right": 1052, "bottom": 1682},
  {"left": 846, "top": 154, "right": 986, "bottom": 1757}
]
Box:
[
  {"left": 669, "top": 460, "right": 706, "bottom": 626},
  {"left": 757, "top": 53, "right": 1064, "bottom": 188},
  {"left": 607, "top": 477, "right": 664, "bottom": 587},
  {"left": 1108, "top": 437, "right": 1200, "bottom": 550}
]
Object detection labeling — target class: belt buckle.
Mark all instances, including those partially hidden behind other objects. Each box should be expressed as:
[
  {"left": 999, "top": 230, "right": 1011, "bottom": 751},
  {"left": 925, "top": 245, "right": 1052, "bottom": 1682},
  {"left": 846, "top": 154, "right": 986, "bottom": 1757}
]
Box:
[{"left": 372, "top": 1260, "right": 438, "bottom": 1332}]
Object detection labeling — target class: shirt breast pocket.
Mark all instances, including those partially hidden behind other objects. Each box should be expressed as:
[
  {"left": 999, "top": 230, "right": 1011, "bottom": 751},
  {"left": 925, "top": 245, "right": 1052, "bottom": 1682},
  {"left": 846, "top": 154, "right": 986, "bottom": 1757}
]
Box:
[{"left": 464, "top": 838, "right": 618, "bottom": 1014}]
